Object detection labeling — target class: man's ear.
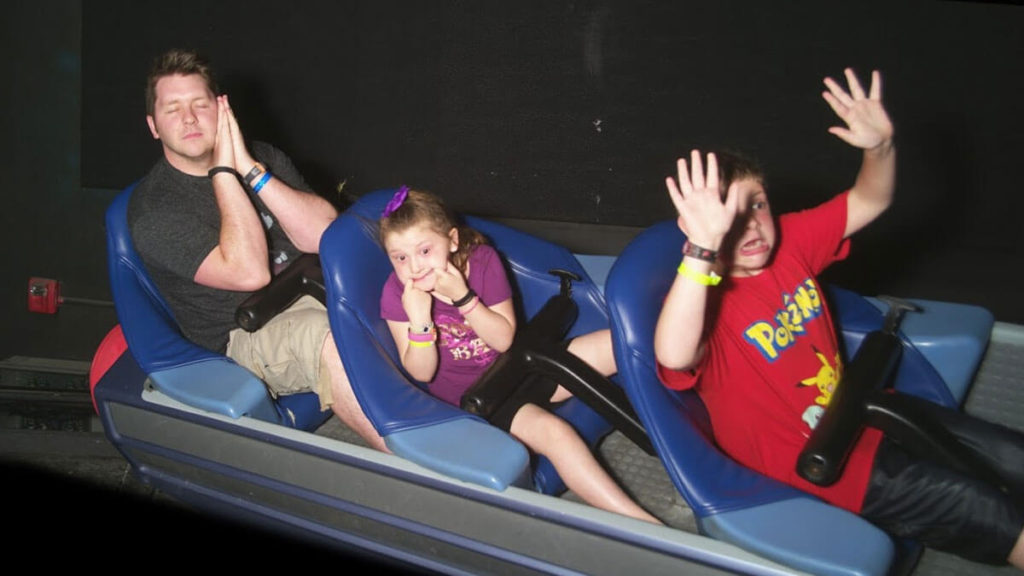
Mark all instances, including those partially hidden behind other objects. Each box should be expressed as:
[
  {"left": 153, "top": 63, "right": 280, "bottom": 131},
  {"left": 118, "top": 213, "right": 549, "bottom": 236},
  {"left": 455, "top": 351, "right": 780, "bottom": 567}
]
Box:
[
  {"left": 146, "top": 116, "right": 160, "bottom": 141},
  {"left": 448, "top": 227, "right": 459, "bottom": 252}
]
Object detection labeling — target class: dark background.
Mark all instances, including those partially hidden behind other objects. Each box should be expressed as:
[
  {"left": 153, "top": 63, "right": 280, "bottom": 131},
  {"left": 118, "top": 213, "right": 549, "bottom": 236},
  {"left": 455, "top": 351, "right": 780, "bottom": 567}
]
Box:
[{"left": 5, "top": 0, "right": 1024, "bottom": 363}]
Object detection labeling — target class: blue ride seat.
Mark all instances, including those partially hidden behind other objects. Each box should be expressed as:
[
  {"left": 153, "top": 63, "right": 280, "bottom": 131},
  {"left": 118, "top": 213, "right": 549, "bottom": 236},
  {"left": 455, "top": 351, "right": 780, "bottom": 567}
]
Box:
[
  {"left": 604, "top": 220, "right": 992, "bottom": 576},
  {"left": 105, "top": 183, "right": 330, "bottom": 430},
  {"left": 318, "top": 188, "right": 616, "bottom": 493},
  {"left": 828, "top": 285, "right": 992, "bottom": 407}
]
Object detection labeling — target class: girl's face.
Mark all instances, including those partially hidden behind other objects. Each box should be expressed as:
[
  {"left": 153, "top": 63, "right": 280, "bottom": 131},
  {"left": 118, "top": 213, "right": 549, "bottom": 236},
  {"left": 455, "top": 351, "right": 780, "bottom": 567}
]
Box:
[
  {"left": 722, "top": 177, "right": 776, "bottom": 277},
  {"left": 384, "top": 223, "right": 459, "bottom": 291}
]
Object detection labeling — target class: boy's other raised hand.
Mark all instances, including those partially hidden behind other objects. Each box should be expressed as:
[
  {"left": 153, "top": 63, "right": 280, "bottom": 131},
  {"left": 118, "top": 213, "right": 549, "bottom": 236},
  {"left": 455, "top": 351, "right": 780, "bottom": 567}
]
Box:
[
  {"left": 665, "top": 149, "right": 739, "bottom": 251},
  {"left": 822, "top": 68, "right": 893, "bottom": 152}
]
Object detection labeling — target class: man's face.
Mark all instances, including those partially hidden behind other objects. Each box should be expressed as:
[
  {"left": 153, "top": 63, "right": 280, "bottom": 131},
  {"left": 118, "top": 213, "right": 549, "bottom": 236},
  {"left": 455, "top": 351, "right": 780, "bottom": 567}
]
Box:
[
  {"left": 723, "top": 177, "right": 776, "bottom": 276},
  {"left": 146, "top": 73, "right": 218, "bottom": 171}
]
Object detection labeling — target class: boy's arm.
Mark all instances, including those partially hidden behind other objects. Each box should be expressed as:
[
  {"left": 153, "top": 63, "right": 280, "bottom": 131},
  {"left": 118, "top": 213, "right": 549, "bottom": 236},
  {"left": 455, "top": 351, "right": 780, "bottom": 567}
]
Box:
[
  {"left": 655, "top": 262, "right": 713, "bottom": 370},
  {"left": 822, "top": 69, "right": 896, "bottom": 239},
  {"left": 654, "top": 151, "right": 738, "bottom": 370}
]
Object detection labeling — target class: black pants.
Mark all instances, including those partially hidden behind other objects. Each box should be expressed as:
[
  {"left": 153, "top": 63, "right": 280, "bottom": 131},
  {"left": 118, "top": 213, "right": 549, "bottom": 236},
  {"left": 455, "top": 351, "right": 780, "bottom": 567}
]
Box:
[{"left": 861, "top": 396, "right": 1024, "bottom": 564}]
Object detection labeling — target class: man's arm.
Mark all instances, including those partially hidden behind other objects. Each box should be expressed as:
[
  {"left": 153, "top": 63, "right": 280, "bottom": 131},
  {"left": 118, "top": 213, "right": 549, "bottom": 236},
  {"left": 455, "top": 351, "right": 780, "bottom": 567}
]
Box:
[
  {"left": 822, "top": 69, "right": 896, "bottom": 239},
  {"left": 194, "top": 95, "right": 271, "bottom": 291},
  {"left": 244, "top": 176, "right": 337, "bottom": 254},
  {"left": 223, "top": 96, "right": 336, "bottom": 253}
]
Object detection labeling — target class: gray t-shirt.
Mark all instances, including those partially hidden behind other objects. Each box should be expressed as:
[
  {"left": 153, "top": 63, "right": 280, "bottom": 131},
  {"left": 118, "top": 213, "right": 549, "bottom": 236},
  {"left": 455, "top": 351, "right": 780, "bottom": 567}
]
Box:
[{"left": 127, "top": 141, "right": 313, "bottom": 352}]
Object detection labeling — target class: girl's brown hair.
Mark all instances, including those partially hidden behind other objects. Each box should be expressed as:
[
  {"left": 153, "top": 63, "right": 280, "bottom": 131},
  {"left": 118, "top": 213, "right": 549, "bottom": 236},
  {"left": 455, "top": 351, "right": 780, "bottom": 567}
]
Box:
[{"left": 378, "top": 188, "right": 487, "bottom": 275}]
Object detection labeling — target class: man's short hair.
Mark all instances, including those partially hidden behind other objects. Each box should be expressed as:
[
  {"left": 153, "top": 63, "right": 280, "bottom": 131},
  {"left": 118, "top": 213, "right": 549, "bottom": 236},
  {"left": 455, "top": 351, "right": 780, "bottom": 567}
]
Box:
[{"left": 145, "top": 49, "right": 219, "bottom": 116}]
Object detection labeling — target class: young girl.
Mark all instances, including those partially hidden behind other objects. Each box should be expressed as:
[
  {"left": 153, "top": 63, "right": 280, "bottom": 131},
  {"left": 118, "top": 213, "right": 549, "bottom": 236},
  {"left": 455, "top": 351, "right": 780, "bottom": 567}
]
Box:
[{"left": 378, "top": 186, "right": 660, "bottom": 525}]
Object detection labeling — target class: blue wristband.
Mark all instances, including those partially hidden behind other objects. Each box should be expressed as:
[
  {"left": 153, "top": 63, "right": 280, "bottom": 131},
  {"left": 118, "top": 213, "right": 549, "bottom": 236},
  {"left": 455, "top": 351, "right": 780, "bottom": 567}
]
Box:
[{"left": 251, "top": 171, "right": 272, "bottom": 194}]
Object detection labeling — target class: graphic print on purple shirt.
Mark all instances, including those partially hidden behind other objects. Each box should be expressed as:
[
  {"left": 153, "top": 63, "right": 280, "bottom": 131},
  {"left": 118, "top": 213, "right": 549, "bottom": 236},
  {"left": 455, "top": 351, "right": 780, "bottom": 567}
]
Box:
[{"left": 436, "top": 309, "right": 499, "bottom": 366}]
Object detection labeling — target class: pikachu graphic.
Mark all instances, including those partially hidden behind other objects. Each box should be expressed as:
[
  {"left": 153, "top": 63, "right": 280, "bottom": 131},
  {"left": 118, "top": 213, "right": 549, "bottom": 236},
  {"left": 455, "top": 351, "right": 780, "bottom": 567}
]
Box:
[{"left": 799, "top": 347, "right": 842, "bottom": 430}]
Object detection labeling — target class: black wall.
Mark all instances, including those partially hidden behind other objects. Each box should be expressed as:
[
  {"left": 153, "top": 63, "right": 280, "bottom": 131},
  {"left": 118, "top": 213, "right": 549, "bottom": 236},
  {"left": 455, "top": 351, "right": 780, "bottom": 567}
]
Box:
[
  {"left": 3, "top": 1, "right": 118, "bottom": 363},
  {"left": 6, "top": 0, "right": 1024, "bottom": 362}
]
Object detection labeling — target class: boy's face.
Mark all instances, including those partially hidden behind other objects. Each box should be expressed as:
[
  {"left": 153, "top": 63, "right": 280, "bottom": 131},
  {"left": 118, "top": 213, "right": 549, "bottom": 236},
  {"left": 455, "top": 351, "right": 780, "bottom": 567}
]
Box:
[
  {"left": 723, "top": 177, "right": 775, "bottom": 276},
  {"left": 146, "top": 73, "right": 218, "bottom": 170},
  {"left": 384, "top": 223, "right": 459, "bottom": 292}
]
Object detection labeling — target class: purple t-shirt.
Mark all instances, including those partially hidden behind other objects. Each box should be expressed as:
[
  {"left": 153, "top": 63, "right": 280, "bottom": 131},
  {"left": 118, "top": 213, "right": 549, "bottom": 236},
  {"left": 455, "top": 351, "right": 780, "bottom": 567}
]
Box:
[{"left": 380, "top": 243, "right": 514, "bottom": 406}]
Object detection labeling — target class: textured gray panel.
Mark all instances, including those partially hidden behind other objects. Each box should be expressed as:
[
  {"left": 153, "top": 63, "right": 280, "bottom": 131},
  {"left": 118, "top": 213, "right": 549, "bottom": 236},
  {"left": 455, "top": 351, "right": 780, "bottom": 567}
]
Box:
[
  {"left": 594, "top": 430, "right": 698, "bottom": 533},
  {"left": 964, "top": 326, "right": 1024, "bottom": 434}
]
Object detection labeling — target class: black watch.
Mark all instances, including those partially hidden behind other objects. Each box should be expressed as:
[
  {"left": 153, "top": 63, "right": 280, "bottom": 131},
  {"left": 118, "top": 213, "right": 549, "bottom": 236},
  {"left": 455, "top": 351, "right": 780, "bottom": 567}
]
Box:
[
  {"left": 243, "top": 162, "right": 266, "bottom": 188},
  {"left": 452, "top": 289, "right": 477, "bottom": 308}
]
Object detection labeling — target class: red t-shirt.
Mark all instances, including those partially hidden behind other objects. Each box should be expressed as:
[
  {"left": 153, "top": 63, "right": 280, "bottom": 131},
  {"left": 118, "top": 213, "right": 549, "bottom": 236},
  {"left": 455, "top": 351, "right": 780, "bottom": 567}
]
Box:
[{"left": 657, "top": 191, "right": 883, "bottom": 513}]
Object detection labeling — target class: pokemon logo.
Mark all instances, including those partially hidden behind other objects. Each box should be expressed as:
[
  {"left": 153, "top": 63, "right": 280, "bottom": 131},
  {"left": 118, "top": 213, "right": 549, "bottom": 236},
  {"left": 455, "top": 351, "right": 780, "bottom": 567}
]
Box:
[{"left": 743, "top": 278, "right": 824, "bottom": 361}]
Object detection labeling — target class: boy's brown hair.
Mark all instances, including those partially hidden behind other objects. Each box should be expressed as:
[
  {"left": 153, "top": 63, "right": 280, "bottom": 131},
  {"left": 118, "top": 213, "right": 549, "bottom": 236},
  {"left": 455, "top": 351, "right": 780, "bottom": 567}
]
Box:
[{"left": 716, "top": 149, "right": 765, "bottom": 196}]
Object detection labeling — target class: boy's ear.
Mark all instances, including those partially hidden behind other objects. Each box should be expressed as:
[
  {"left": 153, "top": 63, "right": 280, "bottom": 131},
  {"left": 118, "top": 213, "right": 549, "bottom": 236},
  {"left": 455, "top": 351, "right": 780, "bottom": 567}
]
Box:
[{"left": 448, "top": 227, "right": 459, "bottom": 252}]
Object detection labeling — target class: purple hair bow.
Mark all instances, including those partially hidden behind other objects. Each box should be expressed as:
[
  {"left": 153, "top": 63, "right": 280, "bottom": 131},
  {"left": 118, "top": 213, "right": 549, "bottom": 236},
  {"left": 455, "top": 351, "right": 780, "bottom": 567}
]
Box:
[{"left": 382, "top": 185, "right": 410, "bottom": 218}]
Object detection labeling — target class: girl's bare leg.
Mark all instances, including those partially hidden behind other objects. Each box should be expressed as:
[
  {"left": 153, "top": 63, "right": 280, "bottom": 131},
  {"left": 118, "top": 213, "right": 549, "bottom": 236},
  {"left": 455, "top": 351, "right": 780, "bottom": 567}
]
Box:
[
  {"left": 548, "top": 328, "right": 618, "bottom": 403},
  {"left": 510, "top": 403, "right": 660, "bottom": 524},
  {"left": 567, "top": 329, "right": 617, "bottom": 377}
]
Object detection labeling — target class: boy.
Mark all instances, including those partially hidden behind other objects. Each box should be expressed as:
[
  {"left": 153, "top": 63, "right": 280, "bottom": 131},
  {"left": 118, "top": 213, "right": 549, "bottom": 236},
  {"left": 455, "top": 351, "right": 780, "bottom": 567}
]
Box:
[{"left": 653, "top": 68, "right": 1024, "bottom": 567}]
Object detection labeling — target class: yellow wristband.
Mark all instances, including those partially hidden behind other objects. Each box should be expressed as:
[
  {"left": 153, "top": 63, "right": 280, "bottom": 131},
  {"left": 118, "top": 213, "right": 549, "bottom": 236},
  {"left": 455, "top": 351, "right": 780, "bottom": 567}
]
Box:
[
  {"left": 677, "top": 261, "right": 722, "bottom": 286},
  {"left": 408, "top": 338, "right": 436, "bottom": 348}
]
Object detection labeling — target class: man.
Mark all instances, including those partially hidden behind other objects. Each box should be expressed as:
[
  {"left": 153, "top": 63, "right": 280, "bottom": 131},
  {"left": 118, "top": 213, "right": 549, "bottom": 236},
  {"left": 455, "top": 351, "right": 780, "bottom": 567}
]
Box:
[{"left": 129, "top": 49, "right": 385, "bottom": 452}]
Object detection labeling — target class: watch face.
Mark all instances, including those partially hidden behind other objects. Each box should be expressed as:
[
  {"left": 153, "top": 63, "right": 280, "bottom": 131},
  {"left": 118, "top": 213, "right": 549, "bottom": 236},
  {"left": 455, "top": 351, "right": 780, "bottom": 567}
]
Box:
[{"left": 245, "top": 164, "right": 264, "bottom": 184}]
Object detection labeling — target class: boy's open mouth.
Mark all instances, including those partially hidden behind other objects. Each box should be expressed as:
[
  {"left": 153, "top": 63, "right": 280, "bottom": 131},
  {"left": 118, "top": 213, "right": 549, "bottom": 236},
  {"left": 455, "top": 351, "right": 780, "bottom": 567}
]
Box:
[{"left": 740, "top": 237, "right": 769, "bottom": 256}]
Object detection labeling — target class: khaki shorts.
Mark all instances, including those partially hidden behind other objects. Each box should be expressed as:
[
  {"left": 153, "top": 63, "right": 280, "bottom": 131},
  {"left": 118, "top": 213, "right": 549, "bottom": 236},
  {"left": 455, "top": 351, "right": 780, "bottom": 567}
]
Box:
[{"left": 226, "top": 295, "right": 334, "bottom": 411}]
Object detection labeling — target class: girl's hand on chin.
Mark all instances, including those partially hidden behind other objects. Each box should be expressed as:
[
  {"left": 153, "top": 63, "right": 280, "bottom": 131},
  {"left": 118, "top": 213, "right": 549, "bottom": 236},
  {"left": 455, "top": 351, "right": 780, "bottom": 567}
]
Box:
[
  {"left": 432, "top": 262, "right": 469, "bottom": 302},
  {"left": 402, "top": 278, "right": 433, "bottom": 320}
]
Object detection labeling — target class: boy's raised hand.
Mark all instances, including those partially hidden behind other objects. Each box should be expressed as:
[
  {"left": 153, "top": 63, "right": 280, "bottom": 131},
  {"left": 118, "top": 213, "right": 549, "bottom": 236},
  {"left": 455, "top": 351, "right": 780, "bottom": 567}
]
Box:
[
  {"left": 822, "top": 68, "right": 893, "bottom": 151},
  {"left": 665, "top": 149, "right": 739, "bottom": 251}
]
